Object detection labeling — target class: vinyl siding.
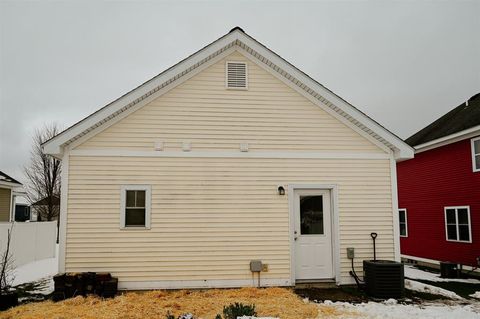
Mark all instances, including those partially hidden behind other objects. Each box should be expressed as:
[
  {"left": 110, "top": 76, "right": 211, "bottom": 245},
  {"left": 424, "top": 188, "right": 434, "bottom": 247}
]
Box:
[
  {"left": 77, "top": 51, "right": 384, "bottom": 154},
  {"left": 66, "top": 50, "right": 395, "bottom": 286},
  {"left": 0, "top": 188, "right": 11, "bottom": 222},
  {"left": 66, "top": 156, "right": 394, "bottom": 284}
]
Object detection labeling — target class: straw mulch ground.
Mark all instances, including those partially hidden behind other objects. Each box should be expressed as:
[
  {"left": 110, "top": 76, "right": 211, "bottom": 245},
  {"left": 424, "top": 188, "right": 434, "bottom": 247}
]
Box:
[{"left": 0, "top": 287, "right": 320, "bottom": 319}]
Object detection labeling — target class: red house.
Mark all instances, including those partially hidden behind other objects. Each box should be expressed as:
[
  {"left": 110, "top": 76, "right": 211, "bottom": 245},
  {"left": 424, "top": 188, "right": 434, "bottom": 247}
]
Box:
[{"left": 397, "top": 93, "right": 480, "bottom": 269}]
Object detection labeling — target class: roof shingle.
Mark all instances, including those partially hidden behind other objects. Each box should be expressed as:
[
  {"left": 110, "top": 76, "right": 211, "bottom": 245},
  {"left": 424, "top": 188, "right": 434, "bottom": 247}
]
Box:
[{"left": 406, "top": 93, "right": 480, "bottom": 147}]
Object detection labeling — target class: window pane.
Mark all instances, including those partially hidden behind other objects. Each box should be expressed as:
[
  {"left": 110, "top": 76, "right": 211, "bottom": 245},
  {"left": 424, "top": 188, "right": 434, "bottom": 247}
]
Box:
[
  {"left": 126, "top": 190, "right": 136, "bottom": 207},
  {"left": 136, "top": 190, "right": 146, "bottom": 207},
  {"left": 300, "top": 195, "right": 324, "bottom": 235},
  {"left": 399, "top": 211, "right": 405, "bottom": 223},
  {"left": 458, "top": 209, "right": 469, "bottom": 224},
  {"left": 400, "top": 223, "right": 406, "bottom": 236},
  {"left": 476, "top": 155, "right": 480, "bottom": 169},
  {"left": 447, "top": 225, "right": 457, "bottom": 240},
  {"left": 474, "top": 139, "right": 480, "bottom": 154},
  {"left": 125, "top": 208, "right": 146, "bottom": 226},
  {"left": 446, "top": 209, "right": 456, "bottom": 224},
  {"left": 458, "top": 225, "right": 470, "bottom": 241}
]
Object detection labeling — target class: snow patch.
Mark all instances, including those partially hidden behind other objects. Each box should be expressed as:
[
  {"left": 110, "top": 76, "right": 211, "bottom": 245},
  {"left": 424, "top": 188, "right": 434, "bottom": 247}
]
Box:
[
  {"left": 405, "top": 279, "right": 463, "bottom": 300},
  {"left": 319, "top": 300, "right": 480, "bottom": 319},
  {"left": 12, "top": 244, "right": 58, "bottom": 294},
  {"left": 405, "top": 265, "right": 480, "bottom": 284},
  {"left": 470, "top": 292, "right": 480, "bottom": 299}
]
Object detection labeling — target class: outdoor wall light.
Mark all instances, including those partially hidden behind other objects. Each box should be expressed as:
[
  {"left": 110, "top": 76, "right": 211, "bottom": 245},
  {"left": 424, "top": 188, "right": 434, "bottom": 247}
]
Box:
[{"left": 277, "top": 185, "right": 285, "bottom": 196}]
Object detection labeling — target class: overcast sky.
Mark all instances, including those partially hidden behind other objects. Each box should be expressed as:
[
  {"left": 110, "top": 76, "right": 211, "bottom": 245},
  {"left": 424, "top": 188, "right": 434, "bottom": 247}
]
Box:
[{"left": 1, "top": 0, "right": 479, "bottom": 183}]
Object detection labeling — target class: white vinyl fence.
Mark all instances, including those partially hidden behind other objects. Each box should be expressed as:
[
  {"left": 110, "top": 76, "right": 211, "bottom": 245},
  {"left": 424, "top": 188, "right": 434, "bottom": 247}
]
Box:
[{"left": 0, "top": 221, "right": 56, "bottom": 267}]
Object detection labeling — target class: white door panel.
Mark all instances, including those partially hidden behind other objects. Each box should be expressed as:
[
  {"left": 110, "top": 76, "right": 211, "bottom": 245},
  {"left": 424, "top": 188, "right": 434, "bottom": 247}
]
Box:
[{"left": 294, "top": 189, "right": 333, "bottom": 280}]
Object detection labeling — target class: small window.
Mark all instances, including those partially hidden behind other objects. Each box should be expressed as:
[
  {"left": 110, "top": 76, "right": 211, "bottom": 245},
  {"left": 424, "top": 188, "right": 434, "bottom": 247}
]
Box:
[
  {"left": 226, "top": 61, "right": 247, "bottom": 89},
  {"left": 444, "top": 206, "right": 471, "bottom": 243},
  {"left": 300, "top": 195, "right": 324, "bottom": 235},
  {"left": 399, "top": 209, "right": 408, "bottom": 237},
  {"left": 472, "top": 137, "right": 480, "bottom": 172},
  {"left": 120, "top": 185, "right": 151, "bottom": 228}
]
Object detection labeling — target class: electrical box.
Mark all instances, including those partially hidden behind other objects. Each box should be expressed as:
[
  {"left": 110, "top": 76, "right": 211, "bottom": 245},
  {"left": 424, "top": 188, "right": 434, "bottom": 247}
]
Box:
[
  {"left": 261, "top": 264, "right": 269, "bottom": 272},
  {"left": 250, "top": 260, "right": 263, "bottom": 272},
  {"left": 347, "top": 247, "right": 355, "bottom": 259}
]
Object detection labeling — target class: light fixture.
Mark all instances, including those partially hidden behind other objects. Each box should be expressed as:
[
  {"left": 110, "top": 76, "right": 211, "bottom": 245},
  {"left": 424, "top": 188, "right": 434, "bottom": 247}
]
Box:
[{"left": 277, "top": 185, "right": 285, "bottom": 196}]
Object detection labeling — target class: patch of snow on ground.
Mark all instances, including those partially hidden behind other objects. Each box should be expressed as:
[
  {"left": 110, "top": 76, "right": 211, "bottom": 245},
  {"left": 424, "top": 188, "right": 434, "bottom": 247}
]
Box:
[
  {"left": 12, "top": 244, "right": 59, "bottom": 294},
  {"left": 405, "top": 279, "right": 463, "bottom": 299},
  {"left": 470, "top": 292, "right": 480, "bottom": 299},
  {"left": 405, "top": 265, "right": 480, "bottom": 283},
  {"left": 319, "top": 299, "right": 480, "bottom": 319}
]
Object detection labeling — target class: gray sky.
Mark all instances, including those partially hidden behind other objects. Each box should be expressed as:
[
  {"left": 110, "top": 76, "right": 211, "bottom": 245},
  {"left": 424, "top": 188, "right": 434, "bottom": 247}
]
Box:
[{"left": 1, "top": 0, "right": 479, "bottom": 183}]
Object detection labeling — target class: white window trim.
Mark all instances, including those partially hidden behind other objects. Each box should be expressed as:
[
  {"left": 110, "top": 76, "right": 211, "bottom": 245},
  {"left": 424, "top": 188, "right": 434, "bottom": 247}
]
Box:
[
  {"left": 120, "top": 185, "right": 152, "bottom": 229},
  {"left": 471, "top": 137, "right": 480, "bottom": 172},
  {"left": 444, "top": 206, "right": 472, "bottom": 243},
  {"left": 225, "top": 61, "right": 248, "bottom": 90},
  {"left": 399, "top": 208, "right": 408, "bottom": 237}
]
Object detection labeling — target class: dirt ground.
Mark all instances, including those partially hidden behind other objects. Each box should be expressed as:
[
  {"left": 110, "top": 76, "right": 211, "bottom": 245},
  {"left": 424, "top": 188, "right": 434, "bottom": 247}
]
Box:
[
  {"left": 0, "top": 287, "right": 319, "bottom": 319},
  {"left": 294, "top": 287, "right": 368, "bottom": 303}
]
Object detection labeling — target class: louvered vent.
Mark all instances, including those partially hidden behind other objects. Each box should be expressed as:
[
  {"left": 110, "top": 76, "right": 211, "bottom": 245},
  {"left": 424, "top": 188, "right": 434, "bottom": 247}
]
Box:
[{"left": 226, "top": 62, "right": 247, "bottom": 89}]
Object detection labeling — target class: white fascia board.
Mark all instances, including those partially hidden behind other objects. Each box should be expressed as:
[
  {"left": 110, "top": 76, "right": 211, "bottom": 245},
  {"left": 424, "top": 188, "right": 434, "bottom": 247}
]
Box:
[
  {"left": 234, "top": 31, "right": 414, "bottom": 160},
  {"left": 0, "top": 181, "right": 22, "bottom": 188},
  {"left": 414, "top": 125, "right": 480, "bottom": 153},
  {"left": 42, "top": 32, "right": 240, "bottom": 156}
]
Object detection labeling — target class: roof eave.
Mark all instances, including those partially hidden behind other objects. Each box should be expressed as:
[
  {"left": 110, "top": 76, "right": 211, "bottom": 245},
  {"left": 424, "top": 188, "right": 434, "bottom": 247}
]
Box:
[{"left": 414, "top": 124, "right": 480, "bottom": 153}]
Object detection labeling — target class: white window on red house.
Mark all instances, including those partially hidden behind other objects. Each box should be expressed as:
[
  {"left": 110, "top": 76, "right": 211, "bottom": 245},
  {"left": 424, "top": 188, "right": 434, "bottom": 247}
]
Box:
[
  {"left": 472, "top": 137, "right": 480, "bottom": 172},
  {"left": 399, "top": 209, "right": 408, "bottom": 237},
  {"left": 445, "top": 206, "right": 471, "bottom": 243}
]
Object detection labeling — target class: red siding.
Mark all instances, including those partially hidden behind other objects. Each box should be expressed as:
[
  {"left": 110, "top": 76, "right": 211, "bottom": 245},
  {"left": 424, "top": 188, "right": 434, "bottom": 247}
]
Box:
[{"left": 397, "top": 137, "right": 480, "bottom": 266}]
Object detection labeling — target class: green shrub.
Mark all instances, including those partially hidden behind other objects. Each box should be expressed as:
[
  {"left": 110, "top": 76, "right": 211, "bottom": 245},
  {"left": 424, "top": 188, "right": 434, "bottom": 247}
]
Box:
[{"left": 222, "top": 302, "right": 256, "bottom": 319}]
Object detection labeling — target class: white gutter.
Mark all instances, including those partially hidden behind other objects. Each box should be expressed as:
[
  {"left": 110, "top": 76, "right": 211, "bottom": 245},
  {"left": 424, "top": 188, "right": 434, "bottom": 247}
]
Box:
[{"left": 414, "top": 125, "right": 480, "bottom": 153}]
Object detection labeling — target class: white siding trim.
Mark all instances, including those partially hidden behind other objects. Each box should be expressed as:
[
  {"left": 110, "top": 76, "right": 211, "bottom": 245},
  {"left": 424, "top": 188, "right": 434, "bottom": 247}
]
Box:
[
  {"left": 401, "top": 254, "right": 441, "bottom": 265},
  {"left": 59, "top": 147, "right": 70, "bottom": 273},
  {"left": 8, "top": 190, "right": 14, "bottom": 222},
  {"left": 390, "top": 157, "right": 401, "bottom": 261},
  {"left": 70, "top": 149, "right": 391, "bottom": 160},
  {"left": 287, "top": 184, "right": 340, "bottom": 285},
  {"left": 118, "top": 278, "right": 292, "bottom": 290},
  {"left": 402, "top": 254, "right": 480, "bottom": 272},
  {"left": 471, "top": 136, "right": 480, "bottom": 172},
  {"left": 119, "top": 185, "right": 152, "bottom": 229}
]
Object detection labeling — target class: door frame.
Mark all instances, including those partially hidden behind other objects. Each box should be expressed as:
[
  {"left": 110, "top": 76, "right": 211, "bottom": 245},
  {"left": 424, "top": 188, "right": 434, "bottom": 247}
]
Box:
[{"left": 288, "top": 184, "right": 340, "bottom": 285}]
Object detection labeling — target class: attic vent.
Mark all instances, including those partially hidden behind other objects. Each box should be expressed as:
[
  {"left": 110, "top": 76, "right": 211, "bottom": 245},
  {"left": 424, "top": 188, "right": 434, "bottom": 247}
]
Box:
[{"left": 226, "top": 62, "right": 247, "bottom": 89}]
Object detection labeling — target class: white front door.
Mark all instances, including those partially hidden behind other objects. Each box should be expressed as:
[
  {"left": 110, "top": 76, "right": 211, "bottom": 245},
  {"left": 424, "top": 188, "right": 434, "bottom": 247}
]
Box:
[{"left": 294, "top": 189, "right": 334, "bottom": 280}]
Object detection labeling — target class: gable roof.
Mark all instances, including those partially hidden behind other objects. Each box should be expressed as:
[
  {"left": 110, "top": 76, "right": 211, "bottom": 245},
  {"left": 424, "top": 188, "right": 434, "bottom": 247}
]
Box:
[
  {"left": 406, "top": 93, "right": 480, "bottom": 148},
  {"left": 0, "top": 170, "right": 23, "bottom": 188},
  {"left": 42, "top": 27, "right": 413, "bottom": 160},
  {"left": 32, "top": 196, "right": 60, "bottom": 206}
]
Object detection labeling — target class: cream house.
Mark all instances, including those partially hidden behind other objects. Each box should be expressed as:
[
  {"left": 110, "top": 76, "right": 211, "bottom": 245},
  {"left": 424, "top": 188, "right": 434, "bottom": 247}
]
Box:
[
  {"left": 0, "top": 171, "right": 23, "bottom": 222},
  {"left": 43, "top": 27, "right": 413, "bottom": 290}
]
